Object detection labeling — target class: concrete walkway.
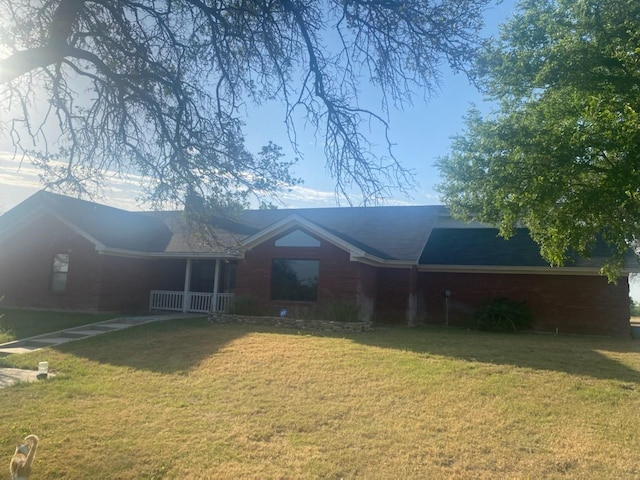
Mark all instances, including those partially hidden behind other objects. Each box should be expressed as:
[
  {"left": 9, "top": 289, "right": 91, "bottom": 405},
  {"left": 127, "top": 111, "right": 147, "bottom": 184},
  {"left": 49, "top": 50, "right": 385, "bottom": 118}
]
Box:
[
  {"left": 0, "top": 313, "right": 200, "bottom": 388},
  {"left": 0, "top": 313, "right": 199, "bottom": 357},
  {"left": 0, "top": 368, "right": 45, "bottom": 387}
]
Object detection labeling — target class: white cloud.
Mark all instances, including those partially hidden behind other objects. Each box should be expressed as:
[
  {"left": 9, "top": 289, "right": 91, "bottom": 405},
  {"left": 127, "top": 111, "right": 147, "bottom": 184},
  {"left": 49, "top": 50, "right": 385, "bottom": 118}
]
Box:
[
  {"left": 277, "top": 185, "right": 337, "bottom": 207},
  {"left": 0, "top": 149, "right": 439, "bottom": 213},
  {"left": 0, "top": 151, "right": 147, "bottom": 211}
]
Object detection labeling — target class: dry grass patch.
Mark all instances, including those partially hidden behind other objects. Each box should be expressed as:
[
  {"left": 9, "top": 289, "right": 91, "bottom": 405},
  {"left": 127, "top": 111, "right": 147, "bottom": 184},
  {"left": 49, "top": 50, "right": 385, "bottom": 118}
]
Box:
[{"left": 0, "top": 320, "right": 639, "bottom": 478}]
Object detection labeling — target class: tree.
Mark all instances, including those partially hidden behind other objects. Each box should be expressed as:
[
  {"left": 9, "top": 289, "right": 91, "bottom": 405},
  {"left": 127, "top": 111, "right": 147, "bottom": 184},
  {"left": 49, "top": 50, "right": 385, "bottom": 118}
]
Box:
[
  {"left": 1, "top": 0, "right": 491, "bottom": 210},
  {"left": 436, "top": 0, "right": 640, "bottom": 279}
]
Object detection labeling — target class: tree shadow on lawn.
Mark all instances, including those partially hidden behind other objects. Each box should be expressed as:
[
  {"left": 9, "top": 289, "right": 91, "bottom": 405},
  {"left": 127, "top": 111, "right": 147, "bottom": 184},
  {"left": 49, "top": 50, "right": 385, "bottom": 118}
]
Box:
[
  {"left": 53, "top": 318, "right": 256, "bottom": 374},
  {"left": 52, "top": 319, "right": 640, "bottom": 383},
  {"left": 351, "top": 325, "right": 640, "bottom": 383}
]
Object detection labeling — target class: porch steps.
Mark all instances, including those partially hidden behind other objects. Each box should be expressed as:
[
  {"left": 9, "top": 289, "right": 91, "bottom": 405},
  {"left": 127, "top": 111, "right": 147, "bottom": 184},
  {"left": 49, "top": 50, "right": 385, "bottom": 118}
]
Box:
[{"left": 0, "top": 313, "right": 199, "bottom": 357}]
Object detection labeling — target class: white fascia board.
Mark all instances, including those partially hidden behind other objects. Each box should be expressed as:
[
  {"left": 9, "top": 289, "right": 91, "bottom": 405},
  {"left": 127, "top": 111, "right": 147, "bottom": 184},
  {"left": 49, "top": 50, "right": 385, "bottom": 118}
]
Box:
[
  {"left": 350, "top": 253, "right": 414, "bottom": 268},
  {"left": 417, "top": 264, "right": 617, "bottom": 276},
  {"left": 97, "top": 248, "right": 240, "bottom": 260},
  {"left": 241, "top": 214, "right": 368, "bottom": 258}
]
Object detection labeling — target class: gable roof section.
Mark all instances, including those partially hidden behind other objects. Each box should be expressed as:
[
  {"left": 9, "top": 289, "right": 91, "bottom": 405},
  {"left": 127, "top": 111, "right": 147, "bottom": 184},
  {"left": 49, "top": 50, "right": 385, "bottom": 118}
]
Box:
[
  {"left": 236, "top": 205, "right": 444, "bottom": 263},
  {"left": 241, "top": 214, "right": 373, "bottom": 261},
  {"left": 0, "top": 191, "right": 172, "bottom": 253}
]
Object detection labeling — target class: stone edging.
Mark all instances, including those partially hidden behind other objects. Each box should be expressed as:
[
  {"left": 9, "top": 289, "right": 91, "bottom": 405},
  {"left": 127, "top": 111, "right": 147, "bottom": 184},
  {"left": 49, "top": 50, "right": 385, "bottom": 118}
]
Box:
[{"left": 208, "top": 313, "right": 373, "bottom": 332}]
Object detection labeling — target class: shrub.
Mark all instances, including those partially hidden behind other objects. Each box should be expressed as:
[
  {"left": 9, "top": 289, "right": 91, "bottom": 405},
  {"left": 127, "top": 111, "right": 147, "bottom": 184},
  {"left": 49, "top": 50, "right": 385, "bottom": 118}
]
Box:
[
  {"left": 472, "top": 298, "right": 532, "bottom": 333},
  {"left": 227, "top": 295, "right": 265, "bottom": 316}
]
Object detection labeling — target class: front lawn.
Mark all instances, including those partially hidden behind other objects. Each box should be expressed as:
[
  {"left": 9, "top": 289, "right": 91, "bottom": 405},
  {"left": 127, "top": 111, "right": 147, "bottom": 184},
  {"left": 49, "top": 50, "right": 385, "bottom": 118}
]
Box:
[
  {"left": 1, "top": 320, "right": 639, "bottom": 478},
  {"left": 0, "top": 308, "right": 118, "bottom": 343}
]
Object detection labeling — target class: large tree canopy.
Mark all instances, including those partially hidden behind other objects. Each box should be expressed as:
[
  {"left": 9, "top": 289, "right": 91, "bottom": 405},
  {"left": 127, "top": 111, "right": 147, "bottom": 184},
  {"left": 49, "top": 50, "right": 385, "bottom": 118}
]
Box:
[
  {"left": 437, "top": 0, "right": 640, "bottom": 278},
  {"left": 0, "top": 0, "right": 490, "bottom": 209}
]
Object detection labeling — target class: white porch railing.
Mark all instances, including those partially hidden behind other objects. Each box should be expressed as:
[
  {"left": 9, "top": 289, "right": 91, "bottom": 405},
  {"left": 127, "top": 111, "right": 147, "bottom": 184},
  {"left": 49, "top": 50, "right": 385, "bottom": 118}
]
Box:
[
  {"left": 149, "top": 291, "right": 234, "bottom": 313},
  {"left": 149, "top": 290, "right": 184, "bottom": 312}
]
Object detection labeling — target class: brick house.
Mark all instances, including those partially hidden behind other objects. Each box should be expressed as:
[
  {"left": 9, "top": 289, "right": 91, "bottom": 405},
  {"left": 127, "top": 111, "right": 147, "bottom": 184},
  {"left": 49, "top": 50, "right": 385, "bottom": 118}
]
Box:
[{"left": 0, "top": 191, "right": 637, "bottom": 336}]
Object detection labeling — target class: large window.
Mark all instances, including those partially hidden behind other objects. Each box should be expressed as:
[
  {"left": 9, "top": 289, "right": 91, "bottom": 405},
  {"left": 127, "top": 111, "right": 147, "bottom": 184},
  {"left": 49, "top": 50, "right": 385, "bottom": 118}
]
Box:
[
  {"left": 271, "top": 259, "right": 319, "bottom": 302},
  {"left": 51, "top": 253, "right": 70, "bottom": 293}
]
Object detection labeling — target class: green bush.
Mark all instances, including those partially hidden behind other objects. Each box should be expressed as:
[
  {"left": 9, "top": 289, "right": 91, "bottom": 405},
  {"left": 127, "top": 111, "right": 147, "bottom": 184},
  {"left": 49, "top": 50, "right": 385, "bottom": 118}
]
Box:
[
  {"left": 472, "top": 298, "right": 533, "bottom": 333},
  {"left": 630, "top": 298, "right": 640, "bottom": 316},
  {"left": 227, "top": 296, "right": 265, "bottom": 316}
]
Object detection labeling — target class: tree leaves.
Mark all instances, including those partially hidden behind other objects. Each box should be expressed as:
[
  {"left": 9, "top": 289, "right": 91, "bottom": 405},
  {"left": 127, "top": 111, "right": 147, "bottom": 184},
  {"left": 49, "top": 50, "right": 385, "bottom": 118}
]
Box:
[{"left": 437, "top": 0, "right": 640, "bottom": 279}]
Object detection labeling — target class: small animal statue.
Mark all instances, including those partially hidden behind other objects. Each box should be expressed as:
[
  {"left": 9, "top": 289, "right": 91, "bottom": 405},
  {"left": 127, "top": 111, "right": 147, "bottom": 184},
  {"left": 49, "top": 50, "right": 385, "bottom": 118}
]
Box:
[{"left": 9, "top": 434, "right": 38, "bottom": 480}]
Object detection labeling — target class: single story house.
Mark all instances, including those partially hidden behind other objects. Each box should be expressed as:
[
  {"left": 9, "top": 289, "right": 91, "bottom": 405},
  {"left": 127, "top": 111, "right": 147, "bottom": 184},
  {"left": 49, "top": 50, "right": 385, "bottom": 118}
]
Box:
[{"left": 0, "top": 191, "right": 637, "bottom": 336}]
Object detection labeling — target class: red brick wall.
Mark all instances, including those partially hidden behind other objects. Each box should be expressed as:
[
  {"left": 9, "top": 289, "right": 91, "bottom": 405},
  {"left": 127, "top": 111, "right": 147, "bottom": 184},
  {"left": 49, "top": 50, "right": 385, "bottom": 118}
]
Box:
[
  {"left": 376, "top": 268, "right": 414, "bottom": 324},
  {"left": 0, "top": 213, "right": 167, "bottom": 313},
  {"left": 356, "top": 262, "right": 378, "bottom": 321},
  {"left": 97, "top": 255, "right": 157, "bottom": 312},
  {"left": 0, "top": 213, "right": 103, "bottom": 310},
  {"left": 419, "top": 272, "right": 630, "bottom": 336},
  {"left": 235, "top": 229, "right": 377, "bottom": 319}
]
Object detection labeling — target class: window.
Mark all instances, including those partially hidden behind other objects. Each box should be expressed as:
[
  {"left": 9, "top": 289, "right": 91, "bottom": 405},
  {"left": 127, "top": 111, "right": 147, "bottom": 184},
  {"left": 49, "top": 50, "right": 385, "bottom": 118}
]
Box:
[
  {"left": 274, "top": 229, "right": 320, "bottom": 247},
  {"left": 51, "top": 253, "right": 70, "bottom": 293},
  {"left": 271, "top": 259, "right": 319, "bottom": 302}
]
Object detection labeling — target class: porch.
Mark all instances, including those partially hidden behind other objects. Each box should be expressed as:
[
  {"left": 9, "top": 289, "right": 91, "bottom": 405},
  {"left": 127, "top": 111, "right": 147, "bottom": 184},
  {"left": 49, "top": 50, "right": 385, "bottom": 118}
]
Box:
[
  {"left": 149, "top": 258, "right": 236, "bottom": 314},
  {"left": 149, "top": 291, "right": 234, "bottom": 314}
]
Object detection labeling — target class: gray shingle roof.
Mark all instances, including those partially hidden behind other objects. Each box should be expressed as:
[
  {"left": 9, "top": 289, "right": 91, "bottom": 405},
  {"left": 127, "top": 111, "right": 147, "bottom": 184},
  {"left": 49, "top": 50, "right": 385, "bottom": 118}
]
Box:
[
  {"left": 0, "top": 192, "right": 443, "bottom": 261},
  {"left": 3, "top": 192, "right": 636, "bottom": 270},
  {"left": 233, "top": 206, "right": 444, "bottom": 261},
  {"left": 0, "top": 191, "right": 172, "bottom": 252},
  {"left": 420, "top": 228, "right": 551, "bottom": 267},
  {"left": 419, "top": 228, "right": 637, "bottom": 269}
]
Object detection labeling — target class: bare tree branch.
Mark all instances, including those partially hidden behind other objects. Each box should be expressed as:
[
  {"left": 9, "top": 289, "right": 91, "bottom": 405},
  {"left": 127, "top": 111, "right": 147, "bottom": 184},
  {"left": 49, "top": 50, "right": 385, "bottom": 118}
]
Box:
[{"left": 0, "top": 0, "right": 491, "bottom": 208}]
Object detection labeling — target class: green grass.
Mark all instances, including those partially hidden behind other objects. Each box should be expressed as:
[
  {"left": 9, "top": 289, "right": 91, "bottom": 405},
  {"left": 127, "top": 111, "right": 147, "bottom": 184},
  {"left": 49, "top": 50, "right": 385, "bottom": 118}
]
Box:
[
  {"left": 1, "top": 320, "right": 639, "bottom": 478},
  {"left": 0, "top": 308, "right": 118, "bottom": 343}
]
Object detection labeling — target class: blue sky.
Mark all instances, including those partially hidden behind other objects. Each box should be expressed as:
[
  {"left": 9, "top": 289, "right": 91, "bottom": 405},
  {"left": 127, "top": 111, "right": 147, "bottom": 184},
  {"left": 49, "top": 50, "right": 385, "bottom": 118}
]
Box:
[
  {"left": 239, "top": 0, "right": 519, "bottom": 208},
  {"left": 0, "top": 0, "right": 518, "bottom": 213}
]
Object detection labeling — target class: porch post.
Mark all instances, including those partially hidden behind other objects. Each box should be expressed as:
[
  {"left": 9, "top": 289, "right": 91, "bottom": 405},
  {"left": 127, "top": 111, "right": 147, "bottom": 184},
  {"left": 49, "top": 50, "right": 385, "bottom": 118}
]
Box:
[
  {"left": 212, "top": 259, "right": 221, "bottom": 312},
  {"left": 183, "top": 258, "right": 192, "bottom": 313}
]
